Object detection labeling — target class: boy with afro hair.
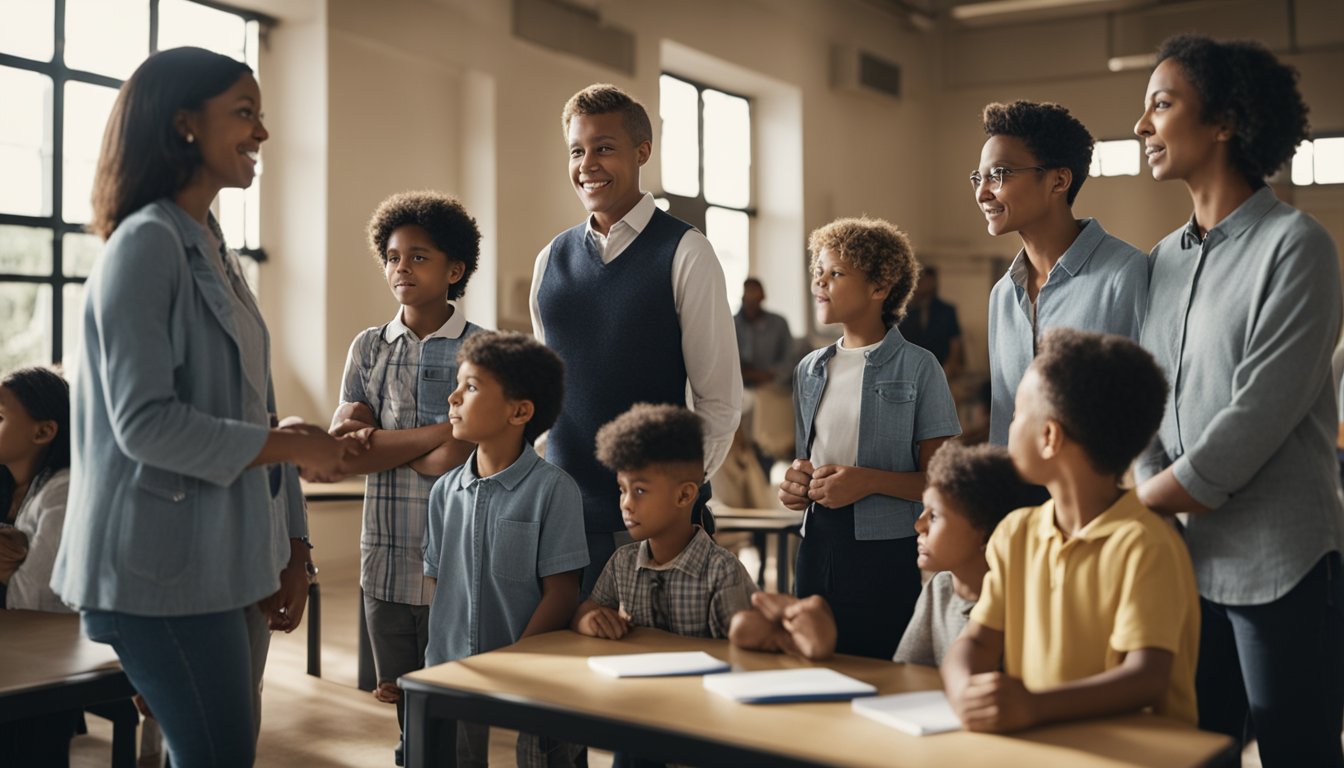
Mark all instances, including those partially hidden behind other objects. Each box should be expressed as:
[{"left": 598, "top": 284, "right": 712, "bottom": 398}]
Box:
[
  {"left": 327, "top": 190, "right": 485, "bottom": 762},
  {"left": 571, "top": 403, "right": 756, "bottom": 641}
]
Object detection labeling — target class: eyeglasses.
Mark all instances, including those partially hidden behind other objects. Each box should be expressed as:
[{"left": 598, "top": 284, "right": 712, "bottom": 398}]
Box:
[{"left": 969, "top": 166, "right": 1047, "bottom": 191}]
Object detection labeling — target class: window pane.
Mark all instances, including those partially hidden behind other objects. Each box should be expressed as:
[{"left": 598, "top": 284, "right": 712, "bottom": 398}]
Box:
[
  {"left": 0, "top": 282, "right": 53, "bottom": 369},
  {"left": 1314, "top": 137, "right": 1344, "bottom": 185},
  {"left": 702, "top": 90, "right": 750, "bottom": 208},
  {"left": 706, "top": 207, "right": 749, "bottom": 313},
  {"left": 1096, "top": 139, "right": 1139, "bottom": 177},
  {"left": 0, "top": 0, "right": 55, "bottom": 62},
  {"left": 158, "top": 0, "right": 246, "bottom": 61},
  {"left": 659, "top": 75, "right": 699, "bottom": 197},
  {"left": 0, "top": 67, "right": 54, "bottom": 217},
  {"left": 0, "top": 225, "right": 54, "bottom": 276},
  {"left": 1291, "top": 140, "right": 1314, "bottom": 186},
  {"left": 64, "top": 0, "right": 149, "bottom": 79},
  {"left": 63, "top": 80, "right": 119, "bottom": 225},
  {"left": 62, "top": 282, "right": 86, "bottom": 368},
  {"left": 62, "top": 232, "right": 102, "bottom": 277}
]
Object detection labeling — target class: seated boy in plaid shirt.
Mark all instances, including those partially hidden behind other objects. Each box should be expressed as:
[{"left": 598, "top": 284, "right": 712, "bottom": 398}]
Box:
[{"left": 572, "top": 404, "right": 757, "bottom": 640}]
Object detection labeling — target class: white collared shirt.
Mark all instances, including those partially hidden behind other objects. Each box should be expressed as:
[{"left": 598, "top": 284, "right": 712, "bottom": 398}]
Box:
[
  {"left": 529, "top": 193, "right": 742, "bottom": 478},
  {"left": 383, "top": 302, "right": 468, "bottom": 343}
]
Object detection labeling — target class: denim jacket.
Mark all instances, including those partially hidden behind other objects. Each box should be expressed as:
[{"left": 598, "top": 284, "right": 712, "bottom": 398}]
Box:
[
  {"left": 52, "top": 199, "right": 306, "bottom": 615},
  {"left": 793, "top": 326, "right": 961, "bottom": 540}
]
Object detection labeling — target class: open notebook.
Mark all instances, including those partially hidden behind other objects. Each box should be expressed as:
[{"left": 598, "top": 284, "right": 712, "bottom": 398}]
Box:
[
  {"left": 852, "top": 690, "right": 962, "bottom": 735},
  {"left": 587, "top": 651, "right": 730, "bottom": 678},
  {"left": 703, "top": 668, "right": 877, "bottom": 703}
]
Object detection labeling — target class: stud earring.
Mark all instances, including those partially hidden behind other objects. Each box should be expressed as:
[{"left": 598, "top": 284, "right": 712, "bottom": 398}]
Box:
[{"left": 186, "top": 133, "right": 195, "bottom": 144}]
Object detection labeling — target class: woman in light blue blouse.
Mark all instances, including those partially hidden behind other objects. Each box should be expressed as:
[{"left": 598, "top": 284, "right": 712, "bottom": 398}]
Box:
[
  {"left": 51, "top": 48, "right": 357, "bottom": 766},
  {"left": 1134, "top": 34, "right": 1344, "bottom": 767}
]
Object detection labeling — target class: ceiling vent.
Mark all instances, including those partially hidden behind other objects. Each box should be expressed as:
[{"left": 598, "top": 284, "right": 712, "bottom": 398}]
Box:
[{"left": 832, "top": 45, "right": 902, "bottom": 100}]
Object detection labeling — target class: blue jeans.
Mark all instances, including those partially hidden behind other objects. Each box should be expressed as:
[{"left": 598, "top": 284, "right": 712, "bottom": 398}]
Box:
[
  {"left": 1196, "top": 552, "right": 1344, "bottom": 768},
  {"left": 83, "top": 607, "right": 269, "bottom": 768}
]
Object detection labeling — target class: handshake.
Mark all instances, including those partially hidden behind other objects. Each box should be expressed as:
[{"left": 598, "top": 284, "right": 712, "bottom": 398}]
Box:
[
  {"left": 728, "top": 592, "right": 839, "bottom": 661},
  {"left": 272, "top": 401, "right": 376, "bottom": 483}
]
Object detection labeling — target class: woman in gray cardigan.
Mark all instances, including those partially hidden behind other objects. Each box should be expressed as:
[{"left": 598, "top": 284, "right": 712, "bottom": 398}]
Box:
[
  {"left": 1134, "top": 34, "right": 1344, "bottom": 767},
  {"left": 51, "top": 47, "right": 357, "bottom": 766}
]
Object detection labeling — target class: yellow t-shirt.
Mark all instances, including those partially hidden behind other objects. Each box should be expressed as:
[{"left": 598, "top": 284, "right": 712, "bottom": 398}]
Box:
[{"left": 969, "top": 489, "right": 1200, "bottom": 725}]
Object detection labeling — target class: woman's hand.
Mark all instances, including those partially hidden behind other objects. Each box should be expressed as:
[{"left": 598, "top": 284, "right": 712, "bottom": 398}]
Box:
[{"left": 778, "top": 459, "right": 815, "bottom": 510}]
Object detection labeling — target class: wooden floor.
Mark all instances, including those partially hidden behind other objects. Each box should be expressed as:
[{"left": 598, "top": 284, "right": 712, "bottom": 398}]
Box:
[{"left": 64, "top": 498, "right": 1300, "bottom": 767}]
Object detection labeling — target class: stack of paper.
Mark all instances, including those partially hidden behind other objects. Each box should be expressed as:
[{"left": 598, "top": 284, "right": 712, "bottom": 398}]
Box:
[
  {"left": 702, "top": 668, "right": 877, "bottom": 703},
  {"left": 587, "top": 651, "right": 730, "bottom": 678},
  {"left": 851, "top": 690, "right": 962, "bottom": 735}
]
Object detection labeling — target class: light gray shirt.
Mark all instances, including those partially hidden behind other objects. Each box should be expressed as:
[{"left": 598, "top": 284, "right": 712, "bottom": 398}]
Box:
[
  {"left": 1136, "top": 186, "right": 1344, "bottom": 605},
  {"left": 892, "top": 571, "right": 974, "bottom": 667},
  {"left": 423, "top": 445, "right": 589, "bottom": 665},
  {"left": 988, "top": 218, "right": 1148, "bottom": 445}
]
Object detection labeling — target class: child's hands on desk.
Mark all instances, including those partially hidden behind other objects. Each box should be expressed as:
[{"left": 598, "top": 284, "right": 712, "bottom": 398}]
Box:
[
  {"left": 573, "top": 604, "right": 631, "bottom": 639},
  {"left": 778, "top": 459, "right": 814, "bottom": 510},
  {"left": 729, "top": 593, "right": 836, "bottom": 660},
  {"left": 953, "top": 671, "right": 1039, "bottom": 733}
]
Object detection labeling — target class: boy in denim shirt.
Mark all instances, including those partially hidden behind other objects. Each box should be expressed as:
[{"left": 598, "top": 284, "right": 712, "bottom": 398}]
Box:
[
  {"left": 778, "top": 217, "right": 961, "bottom": 659},
  {"left": 424, "top": 331, "right": 589, "bottom": 766}
]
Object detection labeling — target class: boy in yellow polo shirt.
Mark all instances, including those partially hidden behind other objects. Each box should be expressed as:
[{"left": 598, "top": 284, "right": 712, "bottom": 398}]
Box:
[{"left": 943, "top": 328, "right": 1199, "bottom": 731}]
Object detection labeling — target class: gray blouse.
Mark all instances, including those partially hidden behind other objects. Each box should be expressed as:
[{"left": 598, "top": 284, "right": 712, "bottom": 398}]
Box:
[
  {"left": 1136, "top": 186, "right": 1344, "bottom": 606},
  {"left": 893, "top": 571, "right": 975, "bottom": 667}
]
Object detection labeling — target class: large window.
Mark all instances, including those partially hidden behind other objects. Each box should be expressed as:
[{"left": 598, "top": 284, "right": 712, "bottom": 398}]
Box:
[
  {"left": 0, "top": 0, "right": 269, "bottom": 370},
  {"left": 1291, "top": 137, "right": 1344, "bottom": 186},
  {"left": 658, "top": 74, "right": 753, "bottom": 312}
]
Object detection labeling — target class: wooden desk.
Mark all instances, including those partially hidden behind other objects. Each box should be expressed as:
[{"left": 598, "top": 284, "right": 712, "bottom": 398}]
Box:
[
  {"left": 0, "top": 610, "right": 137, "bottom": 766},
  {"left": 300, "top": 476, "right": 367, "bottom": 503},
  {"left": 714, "top": 506, "right": 803, "bottom": 592},
  {"left": 402, "top": 629, "right": 1236, "bottom": 768}
]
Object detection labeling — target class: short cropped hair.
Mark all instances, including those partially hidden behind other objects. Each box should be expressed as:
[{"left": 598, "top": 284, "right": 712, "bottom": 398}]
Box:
[
  {"left": 926, "top": 442, "right": 1029, "bottom": 538},
  {"left": 561, "top": 83, "right": 653, "bottom": 146},
  {"left": 808, "top": 216, "right": 919, "bottom": 329},
  {"left": 457, "top": 332, "right": 564, "bottom": 443},
  {"left": 1156, "top": 34, "right": 1309, "bottom": 186},
  {"left": 982, "top": 100, "right": 1094, "bottom": 205},
  {"left": 367, "top": 191, "right": 481, "bottom": 300},
  {"left": 1031, "top": 328, "right": 1168, "bottom": 476},
  {"left": 595, "top": 403, "right": 704, "bottom": 474}
]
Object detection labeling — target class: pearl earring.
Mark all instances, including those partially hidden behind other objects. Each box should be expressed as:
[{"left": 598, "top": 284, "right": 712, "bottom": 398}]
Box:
[{"left": 186, "top": 133, "right": 195, "bottom": 144}]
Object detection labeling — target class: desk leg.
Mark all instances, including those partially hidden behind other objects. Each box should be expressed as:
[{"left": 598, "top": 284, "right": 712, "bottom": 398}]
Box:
[
  {"left": 358, "top": 587, "right": 376, "bottom": 692},
  {"left": 774, "top": 533, "right": 790, "bottom": 595},
  {"left": 404, "top": 691, "right": 456, "bottom": 768},
  {"left": 306, "top": 581, "right": 321, "bottom": 677},
  {"left": 750, "top": 531, "right": 768, "bottom": 588}
]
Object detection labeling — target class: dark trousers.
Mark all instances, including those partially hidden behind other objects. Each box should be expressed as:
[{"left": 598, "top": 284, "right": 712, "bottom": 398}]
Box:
[
  {"left": 1196, "top": 552, "right": 1344, "bottom": 768},
  {"left": 793, "top": 504, "right": 922, "bottom": 660}
]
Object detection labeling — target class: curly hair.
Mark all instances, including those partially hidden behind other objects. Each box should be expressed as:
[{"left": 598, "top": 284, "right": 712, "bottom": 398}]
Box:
[
  {"left": 1156, "top": 34, "right": 1309, "bottom": 186},
  {"left": 982, "top": 100, "right": 1094, "bottom": 205},
  {"left": 595, "top": 404, "right": 704, "bottom": 474},
  {"left": 926, "top": 442, "right": 1030, "bottom": 537},
  {"left": 1031, "top": 328, "right": 1168, "bottom": 476},
  {"left": 457, "top": 332, "right": 564, "bottom": 443},
  {"left": 808, "top": 216, "right": 919, "bottom": 328},
  {"left": 561, "top": 83, "right": 653, "bottom": 146},
  {"left": 366, "top": 191, "right": 481, "bottom": 301}
]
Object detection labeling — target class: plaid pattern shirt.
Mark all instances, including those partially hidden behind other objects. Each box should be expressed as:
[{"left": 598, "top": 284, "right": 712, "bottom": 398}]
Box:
[
  {"left": 589, "top": 527, "right": 757, "bottom": 638},
  {"left": 340, "top": 308, "right": 482, "bottom": 605}
]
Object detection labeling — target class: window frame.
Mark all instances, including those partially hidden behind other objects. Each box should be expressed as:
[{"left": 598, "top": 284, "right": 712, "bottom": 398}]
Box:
[
  {"left": 657, "top": 72, "right": 756, "bottom": 235},
  {"left": 0, "top": 0, "right": 274, "bottom": 365}
]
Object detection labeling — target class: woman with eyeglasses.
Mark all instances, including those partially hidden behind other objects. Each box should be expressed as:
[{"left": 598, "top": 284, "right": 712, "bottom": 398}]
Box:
[
  {"left": 976, "top": 101, "right": 1148, "bottom": 453},
  {"left": 1133, "top": 35, "right": 1344, "bottom": 767}
]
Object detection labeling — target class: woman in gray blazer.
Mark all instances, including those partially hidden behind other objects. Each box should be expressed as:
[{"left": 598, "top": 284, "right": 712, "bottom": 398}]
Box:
[
  {"left": 51, "top": 47, "right": 357, "bottom": 766},
  {"left": 1134, "top": 35, "right": 1344, "bottom": 767}
]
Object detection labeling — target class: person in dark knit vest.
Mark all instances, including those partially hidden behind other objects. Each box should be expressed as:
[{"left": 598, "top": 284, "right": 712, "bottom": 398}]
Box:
[{"left": 529, "top": 83, "right": 742, "bottom": 597}]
